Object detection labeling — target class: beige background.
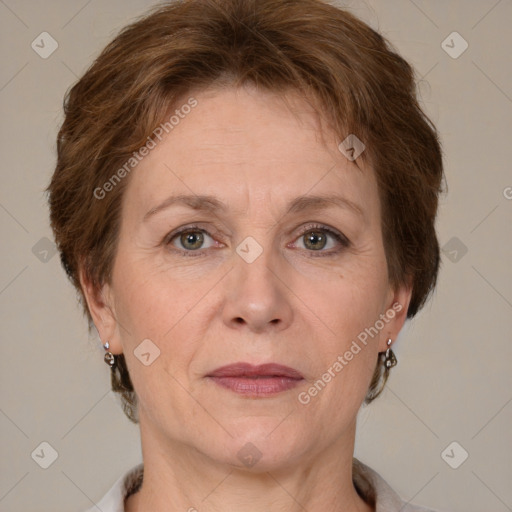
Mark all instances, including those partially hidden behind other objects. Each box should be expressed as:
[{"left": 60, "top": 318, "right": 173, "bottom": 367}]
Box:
[{"left": 1, "top": 0, "right": 511, "bottom": 511}]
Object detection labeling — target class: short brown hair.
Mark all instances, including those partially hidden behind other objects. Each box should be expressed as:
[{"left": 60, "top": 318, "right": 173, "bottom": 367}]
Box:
[{"left": 47, "top": 0, "right": 444, "bottom": 423}]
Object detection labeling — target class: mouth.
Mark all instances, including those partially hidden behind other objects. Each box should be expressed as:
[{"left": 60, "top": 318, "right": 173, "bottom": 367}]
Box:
[{"left": 206, "top": 363, "right": 304, "bottom": 397}]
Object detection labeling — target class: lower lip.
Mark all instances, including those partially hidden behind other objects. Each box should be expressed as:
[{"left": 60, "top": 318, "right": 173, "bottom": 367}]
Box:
[{"left": 209, "top": 376, "right": 303, "bottom": 396}]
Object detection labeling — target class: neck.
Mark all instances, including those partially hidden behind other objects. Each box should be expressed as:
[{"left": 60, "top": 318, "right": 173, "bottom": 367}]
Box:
[{"left": 125, "top": 417, "right": 373, "bottom": 512}]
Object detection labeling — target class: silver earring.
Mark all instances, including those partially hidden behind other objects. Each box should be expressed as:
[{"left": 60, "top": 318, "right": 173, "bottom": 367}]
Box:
[
  {"left": 384, "top": 338, "right": 397, "bottom": 369},
  {"left": 103, "top": 341, "right": 115, "bottom": 368}
]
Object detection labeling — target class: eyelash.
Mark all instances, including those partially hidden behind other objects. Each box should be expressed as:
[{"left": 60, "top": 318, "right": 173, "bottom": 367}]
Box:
[{"left": 164, "top": 223, "right": 350, "bottom": 258}]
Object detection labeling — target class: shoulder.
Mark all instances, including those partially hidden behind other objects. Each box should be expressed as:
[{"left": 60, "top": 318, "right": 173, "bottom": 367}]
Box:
[
  {"left": 83, "top": 463, "right": 143, "bottom": 512},
  {"left": 353, "top": 458, "right": 442, "bottom": 512}
]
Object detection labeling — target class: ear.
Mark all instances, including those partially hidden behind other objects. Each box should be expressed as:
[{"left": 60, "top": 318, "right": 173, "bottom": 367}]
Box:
[
  {"left": 378, "top": 280, "right": 413, "bottom": 352},
  {"left": 79, "top": 266, "right": 123, "bottom": 355}
]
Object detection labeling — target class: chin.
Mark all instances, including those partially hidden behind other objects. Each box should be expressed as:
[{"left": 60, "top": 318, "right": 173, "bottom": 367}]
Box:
[{"left": 206, "top": 420, "right": 308, "bottom": 472}]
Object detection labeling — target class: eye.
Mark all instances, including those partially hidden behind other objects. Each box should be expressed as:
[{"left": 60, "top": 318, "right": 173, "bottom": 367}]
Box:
[
  {"left": 292, "top": 223, "right": 349, "bottom": 255},
  {"left": 164, "top": 222, "right": 349, "bottom": 258},
  {"left": 165, "top": 225, "right": 217, "bottom": 254}
]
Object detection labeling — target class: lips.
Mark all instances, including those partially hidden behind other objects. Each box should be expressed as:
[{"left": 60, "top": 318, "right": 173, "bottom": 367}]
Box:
[
  {"left": 207, "top": 363, "right": 304, "bottom": 397},
  {"left": 208, "top": 362, "right": 303, "bottom": 379}
]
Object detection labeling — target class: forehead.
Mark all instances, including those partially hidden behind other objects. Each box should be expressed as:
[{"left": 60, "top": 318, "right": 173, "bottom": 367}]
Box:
[{"left": 123, "top": 85, "right": 378, "bottom": 220}]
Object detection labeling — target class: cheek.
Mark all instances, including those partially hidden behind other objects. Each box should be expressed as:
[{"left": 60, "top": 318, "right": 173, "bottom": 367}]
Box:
[
  {"left": 301, "top": 258, "right": 388, "bottom": 400},
  {"left": 112, "top": 269, "right": 202, "bottom": 427},
  {"left": 113, "top": 252, "right": 199, "bottom": 338},
  {"left": 301, "top": 287, "right": 381, "bottom": 423},
  {"left": 309, "top": 254, "right": 389, "bottom": 342},
  {"left": 109, "top": 264, "right": 198, "bottom": 406}
]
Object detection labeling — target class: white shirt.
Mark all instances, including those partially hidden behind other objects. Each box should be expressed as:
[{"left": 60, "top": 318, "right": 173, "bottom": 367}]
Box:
[{"left": 84, "top": 458, "right": 440, "bottom": 512}]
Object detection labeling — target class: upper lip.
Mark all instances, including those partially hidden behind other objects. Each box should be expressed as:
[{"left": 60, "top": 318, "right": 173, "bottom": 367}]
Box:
[{"left": 207, "top": 363, "right": 303, "bottom": 379}]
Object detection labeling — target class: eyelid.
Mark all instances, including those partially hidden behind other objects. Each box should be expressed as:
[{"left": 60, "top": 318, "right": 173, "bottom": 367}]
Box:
[{"left": 296, "top": 222, "right": 349, "bottom": 243}]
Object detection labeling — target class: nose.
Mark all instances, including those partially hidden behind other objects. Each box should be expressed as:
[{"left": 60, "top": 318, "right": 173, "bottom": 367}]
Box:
[{"left": 221, "top": 243, "right": 294, "bottom": 334}]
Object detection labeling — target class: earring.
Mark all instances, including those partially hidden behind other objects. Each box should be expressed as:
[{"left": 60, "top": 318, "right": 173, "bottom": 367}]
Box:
[
  {"left": 103, "top": 340, "right": 115, "bottom": 368},
  {"left": 384, "top": 338, "right": 397, "bottom": 369}
]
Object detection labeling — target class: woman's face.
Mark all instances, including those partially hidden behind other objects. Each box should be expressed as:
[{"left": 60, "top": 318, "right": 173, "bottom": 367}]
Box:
[{"left": 86, "top": 85, "right": 410, "bottom": 471}]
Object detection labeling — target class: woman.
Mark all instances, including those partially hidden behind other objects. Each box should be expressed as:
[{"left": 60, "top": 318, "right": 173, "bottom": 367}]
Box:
[{"left": 47, "top": 0, "right": 444, "bottom": 510}]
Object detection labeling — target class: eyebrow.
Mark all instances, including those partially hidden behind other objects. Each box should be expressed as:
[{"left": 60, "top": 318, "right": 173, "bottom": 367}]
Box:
[{"left": 143, "top": 193, "right": 364, "bottom": 221}]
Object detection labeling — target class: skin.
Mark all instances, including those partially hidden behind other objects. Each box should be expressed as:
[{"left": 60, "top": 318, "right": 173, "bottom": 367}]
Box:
[{"left": 81, "top": 85, "right": 411, "bottom": 512}]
